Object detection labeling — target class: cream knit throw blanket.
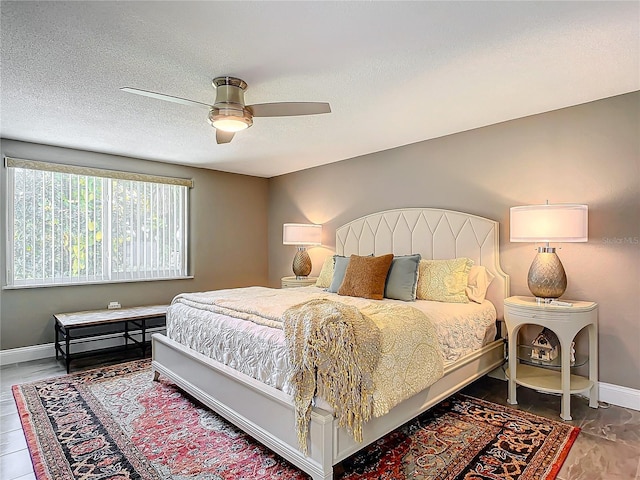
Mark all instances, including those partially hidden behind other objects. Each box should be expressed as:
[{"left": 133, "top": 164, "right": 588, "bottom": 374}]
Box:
[{"left": 283, "top": 299, "right": 381, "bottom": 455}]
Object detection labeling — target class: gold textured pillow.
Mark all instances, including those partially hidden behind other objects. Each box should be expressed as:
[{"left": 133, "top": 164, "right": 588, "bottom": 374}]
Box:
[
  {"left": 416, "top": 258, "right": 474, "bottom": 303},
  {"left": 315, "top": 256, "right": 335, "bottom": 288},
  {"left": 338, "top": 254, "right": 394, "bottom": 300}
]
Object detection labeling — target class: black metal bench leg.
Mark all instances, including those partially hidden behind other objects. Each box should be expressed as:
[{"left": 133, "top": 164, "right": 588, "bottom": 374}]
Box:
[
  {"left": 55, "top": 322, "right": 59, "bottom": 360},
  {"left": 141, "top": 319, "right": 147, "bottom": 357},
  {"left": 65, "top": 330, "right": 71, "bottom": 374}
]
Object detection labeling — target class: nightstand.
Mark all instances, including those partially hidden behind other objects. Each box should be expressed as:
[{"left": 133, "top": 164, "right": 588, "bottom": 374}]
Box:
[
  {"left": 504, "top": 295, "right": 598, "bottom": 421},
  {"left": 281, "top": 276, "right": 318, "bottom": 288}
]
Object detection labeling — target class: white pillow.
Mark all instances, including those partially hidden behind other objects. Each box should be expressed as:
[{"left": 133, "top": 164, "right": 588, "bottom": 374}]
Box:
[{"left": 465, "top": 265, "right": 495, "bottom": 303}]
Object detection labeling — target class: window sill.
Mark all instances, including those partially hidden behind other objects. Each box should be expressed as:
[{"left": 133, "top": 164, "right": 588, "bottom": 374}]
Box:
[{"left": 2, "top": 275, "right": 195, "bottom": 290}]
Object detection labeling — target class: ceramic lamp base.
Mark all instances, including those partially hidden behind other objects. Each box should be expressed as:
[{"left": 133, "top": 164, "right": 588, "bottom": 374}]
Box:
[{"left": 527, "top": 247, "right": 567, "bottom": 299}]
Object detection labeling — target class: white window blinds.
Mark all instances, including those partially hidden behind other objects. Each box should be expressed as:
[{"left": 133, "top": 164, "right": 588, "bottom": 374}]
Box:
[{"left": 5, "top": 157, "right": 191, "bottom": 287}]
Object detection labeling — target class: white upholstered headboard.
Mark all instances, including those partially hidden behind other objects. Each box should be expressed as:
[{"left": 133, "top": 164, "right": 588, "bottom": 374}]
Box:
[{"left": 335, "top": 208, "right": 510, "bottom": 320}]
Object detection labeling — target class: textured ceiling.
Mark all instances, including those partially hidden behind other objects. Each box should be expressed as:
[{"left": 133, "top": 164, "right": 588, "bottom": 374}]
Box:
[{"left": 1, "top": 1, "right": 638, "bottom": 178}]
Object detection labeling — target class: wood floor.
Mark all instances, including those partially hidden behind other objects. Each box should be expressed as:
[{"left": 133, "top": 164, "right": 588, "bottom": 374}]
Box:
[{"left": 2, "top": 354, "right": 639, "bottom": 480}]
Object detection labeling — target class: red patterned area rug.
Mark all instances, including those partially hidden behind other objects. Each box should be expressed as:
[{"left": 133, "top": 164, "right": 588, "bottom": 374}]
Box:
[{"left": 13, "top": 359, "right": 579, "bottom": 480}]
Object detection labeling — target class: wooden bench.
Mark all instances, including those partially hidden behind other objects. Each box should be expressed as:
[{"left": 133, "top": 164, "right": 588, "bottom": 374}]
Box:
[{"left": 54, "top": 304, "right": 168, "bottom": 373}]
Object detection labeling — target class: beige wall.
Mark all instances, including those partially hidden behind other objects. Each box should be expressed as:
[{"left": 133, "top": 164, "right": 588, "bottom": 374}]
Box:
[
  {"left": 268, "top": 92, "right": 640, "bottom": 390},
  {"left": 0, "top": 140, "right": 269, "bottom": 350}
]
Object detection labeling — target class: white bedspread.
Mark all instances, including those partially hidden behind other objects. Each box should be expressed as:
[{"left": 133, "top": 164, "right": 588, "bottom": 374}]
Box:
[{"left": 166, "top": 286, "right": 496, "bottom": 403}]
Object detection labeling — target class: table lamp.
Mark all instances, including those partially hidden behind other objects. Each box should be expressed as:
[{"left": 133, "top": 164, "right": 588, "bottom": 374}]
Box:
[
  {"left": 510, "top": 203, "right": 588, "bottom": 301},
  {"left": 283, "top": 223, "right": 322, "bottom": 278}
]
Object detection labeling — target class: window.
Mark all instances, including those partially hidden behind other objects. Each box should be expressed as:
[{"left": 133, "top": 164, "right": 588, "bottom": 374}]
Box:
[{"left": 5, "top": 157, "right": 191, "bottom": 287}]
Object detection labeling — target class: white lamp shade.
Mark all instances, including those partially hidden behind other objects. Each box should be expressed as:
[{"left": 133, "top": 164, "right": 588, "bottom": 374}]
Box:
[
  {"left": 510, "top": 204, "right": 588, "bottom": 243},
  {"left": 283, "top": 223, "right": 322, "bottom": 246}
]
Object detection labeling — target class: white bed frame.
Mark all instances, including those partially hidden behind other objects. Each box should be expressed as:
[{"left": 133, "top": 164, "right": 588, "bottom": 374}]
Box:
[{"left": 152, "top": 208, "right": 510, "bottom": 480}]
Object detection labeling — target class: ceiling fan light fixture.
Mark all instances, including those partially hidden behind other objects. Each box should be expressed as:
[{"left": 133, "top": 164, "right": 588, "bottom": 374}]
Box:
[
  {"left": 208, "top": 107, "right": 253, "bottom": 132},
  {"left": 123, "top": 75, "right": 330, "bottom": 144}
]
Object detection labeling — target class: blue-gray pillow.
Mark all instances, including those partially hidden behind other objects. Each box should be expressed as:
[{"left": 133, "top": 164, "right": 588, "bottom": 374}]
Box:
[
  {"left": 327, "top": 255, "right": 350, "bottom": 293},
  {"left": 384, "top": 254, "right": 421, "bottom": 301}
]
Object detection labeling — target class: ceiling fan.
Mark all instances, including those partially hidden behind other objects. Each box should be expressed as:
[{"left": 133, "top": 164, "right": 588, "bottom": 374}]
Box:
[{"left": 121, "top": 76, "right": 331, "bottom": 144}]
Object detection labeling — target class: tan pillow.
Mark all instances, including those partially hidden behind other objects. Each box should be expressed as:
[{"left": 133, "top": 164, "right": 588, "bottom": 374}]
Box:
[
  {"left": 466, "top": 265, "right": 495, "bottom": 303},
  {"left": 315, "top": 256, "right": 335, "bottom": 288},
  {"left": 416, "top": 258, "right": 473, "bottom": 303},
  {"left": 338, "top": 254, "right": 394, "bottom": 300}
]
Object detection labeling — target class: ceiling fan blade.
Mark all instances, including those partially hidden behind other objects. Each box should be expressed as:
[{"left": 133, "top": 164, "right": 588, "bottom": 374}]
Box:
[
  {"left": 216, "top": 129, "right": 235, "bottom": 144},
  {"left": 247, "top": 102, "right": 331, "bottom": 117},
  {"left": 120, "top": 87, "right": 212, "bottom": 109}
]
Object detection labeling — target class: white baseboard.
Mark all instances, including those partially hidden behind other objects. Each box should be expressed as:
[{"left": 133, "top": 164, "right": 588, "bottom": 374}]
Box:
[
  {"left": 0, "top": 342, "right": 55, "bottom": 365},
  {"left": 487, "top": 364, "right": 507, "bottom": 381},
  {"left": 599, "top": 382, "right": 640, "bottom": 411},
  {"left": 0, "top": 327, "right": 166, "bottom": 366}
]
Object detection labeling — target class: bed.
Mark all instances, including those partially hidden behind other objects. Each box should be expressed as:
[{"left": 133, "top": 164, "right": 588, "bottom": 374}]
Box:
[{"left": 151, "top": 207, "right": 510, "bottom": 480}]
